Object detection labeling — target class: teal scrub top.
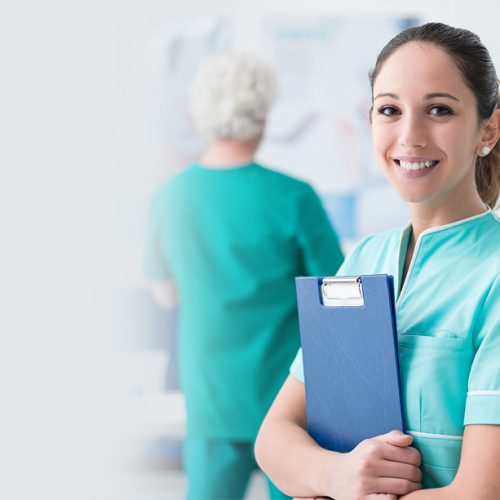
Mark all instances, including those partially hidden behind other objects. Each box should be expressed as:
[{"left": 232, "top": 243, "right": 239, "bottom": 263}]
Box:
[
  {"left": 145, "top": 162, "right": 344, "bottom": 440},
  {"left": 291, "top": 209, "right": 500, "bottom": 488}
]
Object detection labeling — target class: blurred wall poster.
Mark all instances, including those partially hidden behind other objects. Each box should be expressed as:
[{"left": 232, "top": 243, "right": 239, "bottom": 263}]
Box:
[{"left": 259, "top": 17, "right": 418, "bottom": 240}]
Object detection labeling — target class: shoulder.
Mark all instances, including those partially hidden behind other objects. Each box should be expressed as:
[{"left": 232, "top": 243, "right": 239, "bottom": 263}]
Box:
[
  {"left": 471, "top": 210, "right": 500, "bottom": 237},
  {"left": 483, "top": 210, "right": 500, "bottom": 237},
  {"left": 255, "top": 164, "right": 316, "bottom": 194},
  {"left": 338, "top": 226, "right": 403, "bottom": 275},
  {"left": 351, "top": 226, "right": 404, "bottom": 258},
  {"left": 484, "top": 212, "right": 500, "bottom": 268},
  {"left": 467, "top": 211, "right": 500, "bottom": 272},
  {"left": 149, "top": 166, "right": 199, "bottom": 205}
]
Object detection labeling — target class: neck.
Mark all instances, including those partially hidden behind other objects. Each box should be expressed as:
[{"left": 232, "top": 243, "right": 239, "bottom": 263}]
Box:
[
  {"left": 200, "top": 138, "right": 260, "bottom": 169},
  {"left": 409, "top": 188, "right": 487, "bottom": 242}
]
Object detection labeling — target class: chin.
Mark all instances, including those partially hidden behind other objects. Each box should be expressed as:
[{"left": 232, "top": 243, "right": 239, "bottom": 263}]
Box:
[{"left": 394, "top": 188, "right": 435, "bottom": 205}]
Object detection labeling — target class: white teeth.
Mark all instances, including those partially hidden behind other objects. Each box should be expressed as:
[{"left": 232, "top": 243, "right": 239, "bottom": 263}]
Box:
[{"left": 399, "top": 160, "right": 436, "bottom": 171}]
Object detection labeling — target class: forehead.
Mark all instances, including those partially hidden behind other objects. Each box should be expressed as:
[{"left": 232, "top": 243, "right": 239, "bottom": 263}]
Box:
[{"left": 373, "top": 42, "right": 472, "bottom": 98}]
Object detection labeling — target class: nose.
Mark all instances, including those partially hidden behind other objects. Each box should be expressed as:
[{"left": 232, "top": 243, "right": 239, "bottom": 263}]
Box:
[{"left": 399, "top": 113, "right": 427, "bottom": 149}]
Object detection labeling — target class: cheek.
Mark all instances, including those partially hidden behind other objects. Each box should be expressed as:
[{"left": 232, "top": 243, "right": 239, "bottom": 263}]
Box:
[
  {"left": 439, "top": 122, "right": 479, "bottom": 157},
  {"left": 439, "top": 134, "right": 476, "bottom": 170},
  {"left": 371, "top": 127, "right": 391, "bottom": 162}
]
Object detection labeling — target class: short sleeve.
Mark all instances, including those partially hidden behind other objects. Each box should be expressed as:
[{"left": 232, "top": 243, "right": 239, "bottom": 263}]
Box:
[
  {"left": 143, "top": 189, "right": 171, "bottom": 281},
  {"left": 297, "top": 185, "right": 344, "bottom": 276},
  {"left": 464, "top": 276, "right": 500, "bottom": 425},
  {"left": 290, "top": 348, "right": 305, "bottom": 383}
]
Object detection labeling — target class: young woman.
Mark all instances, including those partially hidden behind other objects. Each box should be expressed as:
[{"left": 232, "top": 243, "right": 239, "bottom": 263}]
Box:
[{"left": 255, "top": 22, "right": 500, "bottom": 499}]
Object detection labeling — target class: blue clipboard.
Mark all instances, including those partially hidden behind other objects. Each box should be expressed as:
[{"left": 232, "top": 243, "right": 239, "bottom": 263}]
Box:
[{"left": 295, "top": 274, "right": 404, "bottom": 453}]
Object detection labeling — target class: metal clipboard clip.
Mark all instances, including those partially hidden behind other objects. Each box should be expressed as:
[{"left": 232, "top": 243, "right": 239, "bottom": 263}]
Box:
[{"left": 321, "top": 277, "right": 365, "bottom": 307}]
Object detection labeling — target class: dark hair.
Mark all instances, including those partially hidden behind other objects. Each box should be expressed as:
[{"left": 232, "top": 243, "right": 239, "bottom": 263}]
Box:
[{"left": 369, "top": 22, "right": 500, "bottom": 208}]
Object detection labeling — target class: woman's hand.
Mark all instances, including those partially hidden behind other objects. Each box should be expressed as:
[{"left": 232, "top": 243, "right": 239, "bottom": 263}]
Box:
[{"left": 322, "top": 430, "right": 422, "bottom": 499}]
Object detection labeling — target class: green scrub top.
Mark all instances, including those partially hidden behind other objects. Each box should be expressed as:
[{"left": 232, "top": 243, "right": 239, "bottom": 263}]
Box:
[
  {"left": 291, "top": 209, "right": 500, "bottom": 488},
  {"left": 145, "top": 162, "right": 344, "bottom": 440}
]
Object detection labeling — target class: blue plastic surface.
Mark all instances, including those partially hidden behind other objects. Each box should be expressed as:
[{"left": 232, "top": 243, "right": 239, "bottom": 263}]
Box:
[{"left": 296, "top": 274, "right": 404, "bottom": 453}]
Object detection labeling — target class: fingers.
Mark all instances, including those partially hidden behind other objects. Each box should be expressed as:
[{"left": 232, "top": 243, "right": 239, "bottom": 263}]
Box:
[
  {"left": 372, "top": 477, "right": 422, "bottom": 496},
  {"left": 347, "top": 435, "right": 423, "bottom": 499},
  {"left": 359, "top": 434, "right": 421, "bottom": 467},
  {"left": 379, "top": 441, "right": 422, "bottom": 467},
  {"left": 375, "top": 459, "right": 422, "bottom": 483},
  {"left": 364, "top": 435, "right": 421, "bottom": 467},
  {"left": 376, "top": 430, "right": 413, "bottom": 447}
]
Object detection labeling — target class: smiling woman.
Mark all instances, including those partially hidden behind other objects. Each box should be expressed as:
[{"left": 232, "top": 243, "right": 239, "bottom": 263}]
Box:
[
  {"left": 369, "top": 24, "right": 500, "bottom": 213},
  {"left": 371, "top": 42, "right": 487, "bottom": 211},
  {"left": 254, "top": 22, "right": 500, "bottom": 500}
]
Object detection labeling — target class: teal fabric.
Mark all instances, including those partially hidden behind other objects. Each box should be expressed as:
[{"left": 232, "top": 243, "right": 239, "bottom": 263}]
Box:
[
  {"left": 183, "top": 437, "right": 290, "bottom": 500},
  {"left": 290, "top": 210, "right": 500, "bottom": 488},
  {"left": 145, "top": 162, "right": 344, "bottom": 439}
]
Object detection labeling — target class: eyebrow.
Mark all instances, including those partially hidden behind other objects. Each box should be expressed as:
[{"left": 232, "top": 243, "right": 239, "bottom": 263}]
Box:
[
  {"left": 374, "top": 93, "right": 398, "bottom": 100},
  {"left": 374, "top": 92, "right": 460, "bottom": 102},
  {"left": 424, "top": 92, "right": 460, "bottom": 102}
]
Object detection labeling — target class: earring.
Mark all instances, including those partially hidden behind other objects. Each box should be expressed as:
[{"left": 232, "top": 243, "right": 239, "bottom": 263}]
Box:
[{"left": 481, "top": 146, "right": 491, "bottom": 156}]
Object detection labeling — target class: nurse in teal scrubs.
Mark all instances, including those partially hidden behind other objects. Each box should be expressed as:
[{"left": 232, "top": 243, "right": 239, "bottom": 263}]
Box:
[
  {"left": 145, "top": 52, "right": 344, "bottom": 500},
  {"left": 255, "top": 22, "right": 500, "bottom": 499}
]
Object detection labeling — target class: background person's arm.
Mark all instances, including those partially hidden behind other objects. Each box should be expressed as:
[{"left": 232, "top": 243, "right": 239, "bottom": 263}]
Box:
[
  {"left": 255, "top": 375, "right": 422, "bottom": 499},
  {"left": 400, "top": 424, "right": 500, "bottom": 500}
]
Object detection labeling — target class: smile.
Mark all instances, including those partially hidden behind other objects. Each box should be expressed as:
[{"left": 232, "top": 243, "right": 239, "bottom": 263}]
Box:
[{"left": 395, "top": 159, "right": 440, "bottom": 171}]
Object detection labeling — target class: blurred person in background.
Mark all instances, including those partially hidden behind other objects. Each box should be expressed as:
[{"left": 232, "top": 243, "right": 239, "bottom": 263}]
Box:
[{"left": 144, "top": 52, "right": 344, "bottom": 499}]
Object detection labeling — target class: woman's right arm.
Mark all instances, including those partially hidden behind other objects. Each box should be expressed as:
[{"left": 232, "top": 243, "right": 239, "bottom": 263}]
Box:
[{"left": 254, "top": 375, "right": 423, "bottom": 499}]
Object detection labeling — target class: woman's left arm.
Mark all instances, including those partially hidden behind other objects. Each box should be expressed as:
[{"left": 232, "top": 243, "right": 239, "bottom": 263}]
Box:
[{"left": 401, "top": 424, "right": 500, "bottom": 499}]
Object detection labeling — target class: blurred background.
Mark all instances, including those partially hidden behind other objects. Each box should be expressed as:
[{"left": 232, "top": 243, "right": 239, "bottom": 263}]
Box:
[{"left": 1, "top": 0, "right": 500, "bottom": 499}]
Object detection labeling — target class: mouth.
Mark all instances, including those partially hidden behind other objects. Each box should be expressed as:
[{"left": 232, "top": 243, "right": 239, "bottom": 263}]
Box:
[{"left": 393, "top": 158, "right": 440, "bottom": 171}]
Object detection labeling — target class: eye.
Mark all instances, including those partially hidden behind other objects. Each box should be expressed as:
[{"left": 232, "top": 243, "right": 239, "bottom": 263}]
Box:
[
  {"left": 377, "top": 105, "right": 400, "bottom": 117},
  {"left": 429, "top": 105, "right": 453, "bottom": 116}
]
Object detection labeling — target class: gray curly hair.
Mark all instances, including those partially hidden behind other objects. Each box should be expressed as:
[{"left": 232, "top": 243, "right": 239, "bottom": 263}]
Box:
[{"left": 189, "top": 52, "right": 278, "bottom": 142}]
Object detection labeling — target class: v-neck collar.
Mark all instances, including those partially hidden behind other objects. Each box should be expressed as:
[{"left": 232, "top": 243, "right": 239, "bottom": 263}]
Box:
[{"left": 395, "top": 209, "right": 493, "bottom": 304}]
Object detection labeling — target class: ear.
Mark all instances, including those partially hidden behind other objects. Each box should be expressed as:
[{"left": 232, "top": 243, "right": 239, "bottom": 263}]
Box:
[{"left": 478, "top": 109, "right": 500, "bottom": 154}]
